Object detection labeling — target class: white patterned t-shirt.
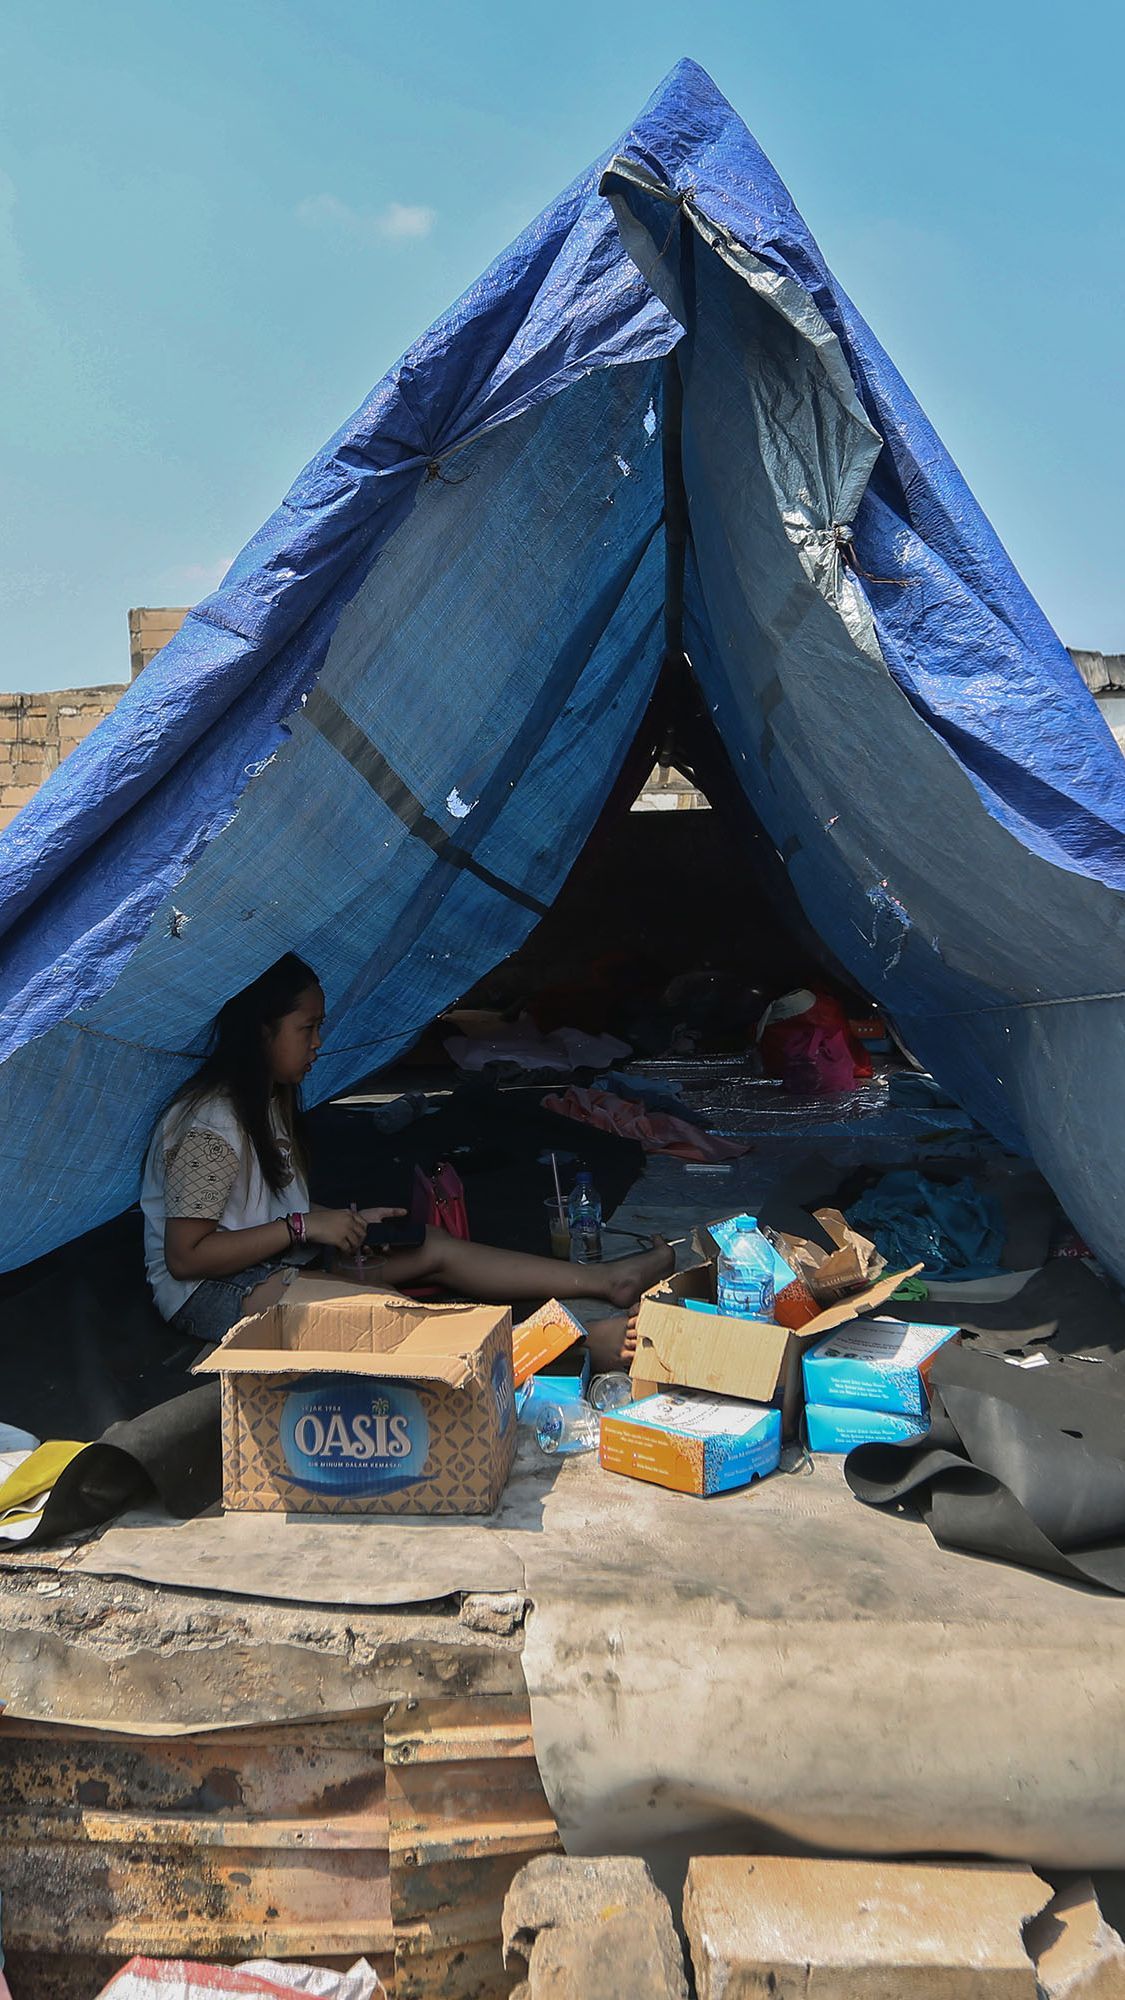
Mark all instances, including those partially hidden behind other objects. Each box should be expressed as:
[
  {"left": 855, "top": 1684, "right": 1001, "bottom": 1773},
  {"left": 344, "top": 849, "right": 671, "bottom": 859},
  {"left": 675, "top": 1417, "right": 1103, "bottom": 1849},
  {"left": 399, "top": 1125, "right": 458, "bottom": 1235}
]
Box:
[{"left": 141, "top": 1089, "right": 309, "bottom": 1320}]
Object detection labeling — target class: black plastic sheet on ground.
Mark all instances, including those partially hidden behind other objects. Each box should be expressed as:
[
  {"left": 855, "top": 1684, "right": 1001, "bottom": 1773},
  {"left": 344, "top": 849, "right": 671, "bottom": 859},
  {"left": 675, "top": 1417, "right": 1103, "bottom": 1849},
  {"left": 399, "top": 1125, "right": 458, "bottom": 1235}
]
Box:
[
  {"left": 846, "top": 1342, "right": 1125, "bottom": 1592},
  {"left": 6, "top": 1383, "right": 221, "bottom": 1549}
]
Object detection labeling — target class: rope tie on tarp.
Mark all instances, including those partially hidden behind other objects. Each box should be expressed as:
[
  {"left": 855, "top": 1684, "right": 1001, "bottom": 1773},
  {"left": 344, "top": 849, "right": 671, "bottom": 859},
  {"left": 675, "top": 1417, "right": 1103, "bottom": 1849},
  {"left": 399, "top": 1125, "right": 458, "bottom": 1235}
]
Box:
[
  {"left": 835, "top": 523, "right": 913, "bottom": 589},
  {"left": 71, "top": 1011, "right": 454, "bottom": 1063}
]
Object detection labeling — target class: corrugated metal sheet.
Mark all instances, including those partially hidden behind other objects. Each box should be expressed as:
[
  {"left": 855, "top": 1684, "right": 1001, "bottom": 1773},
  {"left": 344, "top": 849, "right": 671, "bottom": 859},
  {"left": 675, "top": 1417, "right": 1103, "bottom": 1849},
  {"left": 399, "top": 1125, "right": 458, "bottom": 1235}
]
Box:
[
  {"left": 0, "top": 1713, "right": 394, "bottom": 1994},
  {"left": 0, "top": 1691, "right": 561, "bottom": 2000},
  {"left": 385, "top": 1695, "right": 560, "bottom": 2000},
  {"left": 1071, "top": 650, "right": 1125, "bottom": 696}
]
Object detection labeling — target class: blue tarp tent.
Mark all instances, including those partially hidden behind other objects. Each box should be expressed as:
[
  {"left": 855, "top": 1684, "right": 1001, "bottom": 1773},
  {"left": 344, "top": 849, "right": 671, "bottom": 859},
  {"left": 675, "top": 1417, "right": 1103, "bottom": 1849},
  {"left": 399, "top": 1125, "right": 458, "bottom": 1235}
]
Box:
[{"left": 2, "top": 59, "right": 1124, "bottom": 1279}]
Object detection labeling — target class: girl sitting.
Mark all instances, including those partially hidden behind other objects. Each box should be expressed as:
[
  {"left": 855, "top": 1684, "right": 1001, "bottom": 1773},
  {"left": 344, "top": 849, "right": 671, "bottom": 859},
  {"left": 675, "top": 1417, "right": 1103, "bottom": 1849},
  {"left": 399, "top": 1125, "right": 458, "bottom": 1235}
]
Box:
[{"left": 142, "top": 954, "right": 671, "bottom": 1361}]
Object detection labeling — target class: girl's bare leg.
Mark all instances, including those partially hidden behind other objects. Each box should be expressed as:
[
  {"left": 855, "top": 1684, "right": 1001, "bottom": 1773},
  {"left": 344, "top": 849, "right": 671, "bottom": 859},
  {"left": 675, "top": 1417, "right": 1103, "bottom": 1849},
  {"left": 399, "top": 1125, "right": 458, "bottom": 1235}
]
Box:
[
  {"left": 241, "top": 1268, "right": 292, "bottom": 1318},
  {"left": 371, "top": 1229, "right": 673, "bottom": 1308}
]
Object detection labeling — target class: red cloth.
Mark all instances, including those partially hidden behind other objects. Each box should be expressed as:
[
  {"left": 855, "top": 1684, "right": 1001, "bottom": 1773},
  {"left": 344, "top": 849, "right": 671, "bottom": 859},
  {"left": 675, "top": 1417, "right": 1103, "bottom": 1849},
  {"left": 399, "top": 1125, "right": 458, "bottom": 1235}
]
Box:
[
  {"left": 759, "top": 992, "right": 871, "bottom": 1089},
  {"left": 544, "top": 1085, "right": 748, "bottom": 1161}
]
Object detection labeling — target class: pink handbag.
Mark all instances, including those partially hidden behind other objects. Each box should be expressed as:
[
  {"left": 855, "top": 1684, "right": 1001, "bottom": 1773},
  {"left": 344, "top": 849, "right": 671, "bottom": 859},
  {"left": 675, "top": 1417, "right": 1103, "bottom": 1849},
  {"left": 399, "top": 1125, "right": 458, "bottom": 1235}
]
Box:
[
  {"left": 403, "top": 1161, "right": 469, "bottom": 1301},
  {"left": 411, "top": 1160, "right": 470, "bottom": 1240}
]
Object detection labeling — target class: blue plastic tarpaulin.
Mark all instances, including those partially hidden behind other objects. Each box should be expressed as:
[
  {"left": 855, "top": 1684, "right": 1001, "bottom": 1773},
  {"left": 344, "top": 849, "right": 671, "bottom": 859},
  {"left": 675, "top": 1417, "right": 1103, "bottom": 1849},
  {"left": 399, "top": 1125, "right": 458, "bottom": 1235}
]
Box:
[{"left": 1, "top": 59, "right": 1124, "bottom": 1278}]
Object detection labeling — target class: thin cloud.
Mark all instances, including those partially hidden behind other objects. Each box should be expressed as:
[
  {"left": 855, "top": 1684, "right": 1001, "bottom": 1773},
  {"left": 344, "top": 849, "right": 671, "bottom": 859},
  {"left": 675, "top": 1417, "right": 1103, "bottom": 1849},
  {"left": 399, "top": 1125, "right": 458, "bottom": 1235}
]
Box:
[
  {"left": 171, "top": 557, "right": 235, "bottom": 596},
  {"left": 377, "top": 201, "right": 436, "bottom": 241},
  {"left": 295, "top": 194, "right": 436, "bottom": 244}
]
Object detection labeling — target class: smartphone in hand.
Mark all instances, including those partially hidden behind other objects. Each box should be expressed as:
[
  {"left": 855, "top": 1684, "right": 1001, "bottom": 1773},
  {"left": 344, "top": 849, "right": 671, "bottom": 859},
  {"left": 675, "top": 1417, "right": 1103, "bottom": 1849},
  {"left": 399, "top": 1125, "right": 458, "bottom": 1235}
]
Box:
[{"left": 365, "top": 1219, "right": 427, "bottom": 1251}]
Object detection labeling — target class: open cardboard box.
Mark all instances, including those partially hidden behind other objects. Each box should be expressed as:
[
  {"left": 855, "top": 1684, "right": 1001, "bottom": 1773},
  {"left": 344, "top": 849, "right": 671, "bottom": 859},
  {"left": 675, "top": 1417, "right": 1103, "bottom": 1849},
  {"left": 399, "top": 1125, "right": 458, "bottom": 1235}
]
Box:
[
  {"left": 632, "top": 1251, "right": 923, "bottom": 1440},
  {"left": 195, "top": 1273, "right": 516, "bottom": 1515}
]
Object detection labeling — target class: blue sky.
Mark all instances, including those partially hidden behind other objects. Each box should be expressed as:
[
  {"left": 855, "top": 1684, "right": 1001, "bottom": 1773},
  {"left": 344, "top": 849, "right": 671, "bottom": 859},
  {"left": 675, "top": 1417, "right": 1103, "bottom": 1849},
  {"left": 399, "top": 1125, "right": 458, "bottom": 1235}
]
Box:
[{"left": 1, "top": 0, "right": 1121, "bottom": 690}]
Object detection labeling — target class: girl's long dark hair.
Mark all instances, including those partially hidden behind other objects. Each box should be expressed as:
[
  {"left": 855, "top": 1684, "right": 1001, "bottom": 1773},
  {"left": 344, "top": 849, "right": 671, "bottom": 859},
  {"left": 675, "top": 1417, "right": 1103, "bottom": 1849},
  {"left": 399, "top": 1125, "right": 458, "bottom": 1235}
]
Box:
[{"left": 168, "top": 954, "right": 319, "bottom": 1194}]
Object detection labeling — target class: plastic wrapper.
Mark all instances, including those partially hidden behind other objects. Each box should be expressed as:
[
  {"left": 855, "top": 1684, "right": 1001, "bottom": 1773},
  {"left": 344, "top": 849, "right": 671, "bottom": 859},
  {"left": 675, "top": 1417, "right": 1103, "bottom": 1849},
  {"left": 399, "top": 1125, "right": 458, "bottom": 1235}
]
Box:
[
  {"left": 773, "top": 1208, "right": 886, "bottom": 1308},
  {"left": 97, "top": 1959, "right": 385, "bottom": 2000}
]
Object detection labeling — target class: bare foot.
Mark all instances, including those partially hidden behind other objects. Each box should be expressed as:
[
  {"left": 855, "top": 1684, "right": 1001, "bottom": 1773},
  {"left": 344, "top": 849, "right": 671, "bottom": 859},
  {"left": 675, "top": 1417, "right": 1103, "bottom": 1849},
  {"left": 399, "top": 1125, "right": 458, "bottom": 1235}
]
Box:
[
  {"left": 597, "top": 1237, "right": 674, "bottom": 1310},
  {"left": 586, "top": 1310, "right": 640, "bottom": 1373}
]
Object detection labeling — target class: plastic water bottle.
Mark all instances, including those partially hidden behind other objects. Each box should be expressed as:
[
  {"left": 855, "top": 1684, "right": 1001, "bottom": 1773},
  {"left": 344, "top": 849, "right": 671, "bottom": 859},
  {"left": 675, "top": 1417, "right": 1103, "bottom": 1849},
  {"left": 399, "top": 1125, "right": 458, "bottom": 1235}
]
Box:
[
  {"left": 567, "top": 1172, "right": 603, "bottom": 1263},
  {"left": 587, "top": 1372, "right": 633, "bottom": 1413},
  {"left": 534, "top": 1401, "right": 600, "bottom": 1456},
  {"left": 716, "top": 1214, "right": 776, "bottom": 1321}
]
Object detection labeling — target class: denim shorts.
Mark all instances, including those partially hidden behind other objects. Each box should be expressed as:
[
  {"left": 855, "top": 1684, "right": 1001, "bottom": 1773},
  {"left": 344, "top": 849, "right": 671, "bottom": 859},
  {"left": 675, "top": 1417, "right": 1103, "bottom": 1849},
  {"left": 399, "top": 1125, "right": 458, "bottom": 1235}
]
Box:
[{"left": 169, "top": 1255, "right": 305, "bottom": 1345}]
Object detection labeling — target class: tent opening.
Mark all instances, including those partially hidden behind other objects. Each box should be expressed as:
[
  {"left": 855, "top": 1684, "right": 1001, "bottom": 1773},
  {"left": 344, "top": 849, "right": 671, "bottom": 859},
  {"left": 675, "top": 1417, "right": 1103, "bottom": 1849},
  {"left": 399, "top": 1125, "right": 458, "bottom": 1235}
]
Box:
[{"left": 374, "top": 657, "right": 869, "bottom": 1088}]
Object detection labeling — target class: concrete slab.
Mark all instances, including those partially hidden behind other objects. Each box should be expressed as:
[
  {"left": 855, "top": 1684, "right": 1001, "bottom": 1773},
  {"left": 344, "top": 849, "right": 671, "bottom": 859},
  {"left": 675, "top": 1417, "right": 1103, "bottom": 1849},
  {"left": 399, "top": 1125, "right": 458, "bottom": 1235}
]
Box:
[
  {"left": 504, "top": 1855, "right": 687, "bottom": 1998},
  {"left": 1026, "top": 1878, "right": 1125, "bottom": 1997},
  {"left": 684, "top": 1856, "right": 1052, "bottom": 1998},
  {"left": 519, "top": 1452, "right": 1125, "bottom": 1867}
]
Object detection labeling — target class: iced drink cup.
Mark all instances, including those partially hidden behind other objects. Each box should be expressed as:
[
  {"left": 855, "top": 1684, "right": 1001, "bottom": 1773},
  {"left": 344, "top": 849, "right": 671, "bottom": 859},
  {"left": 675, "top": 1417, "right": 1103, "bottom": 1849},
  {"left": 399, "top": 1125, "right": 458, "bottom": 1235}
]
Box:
[{"left": 544, "top": 1201, "right": 571, "bottom": 1259}]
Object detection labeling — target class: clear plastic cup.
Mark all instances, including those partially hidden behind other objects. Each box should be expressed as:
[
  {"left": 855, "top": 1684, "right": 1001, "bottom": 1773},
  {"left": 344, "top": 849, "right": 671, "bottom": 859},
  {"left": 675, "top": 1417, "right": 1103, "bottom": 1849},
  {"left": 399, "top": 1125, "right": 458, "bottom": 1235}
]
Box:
[{"left": 543, "top": 1200, "right": 572, "bottom": 1260}]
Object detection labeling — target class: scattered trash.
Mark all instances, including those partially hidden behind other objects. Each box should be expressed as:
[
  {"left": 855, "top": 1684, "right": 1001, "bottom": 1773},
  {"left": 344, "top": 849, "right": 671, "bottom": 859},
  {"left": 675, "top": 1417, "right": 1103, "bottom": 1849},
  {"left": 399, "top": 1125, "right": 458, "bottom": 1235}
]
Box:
[
  {"left": 771, "top": 1209, "right": 886, "bottom": 1313},
  {"left": 586, "top": 1372, "right": 633, "bottom": 1413}
]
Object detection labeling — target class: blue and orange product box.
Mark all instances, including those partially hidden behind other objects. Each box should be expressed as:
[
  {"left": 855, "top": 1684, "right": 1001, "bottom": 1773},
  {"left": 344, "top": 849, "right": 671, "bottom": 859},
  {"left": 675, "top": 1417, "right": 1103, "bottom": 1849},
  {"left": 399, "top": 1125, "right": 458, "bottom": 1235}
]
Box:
[
  {"left": 804, "top": 1403, "right": 929, "bottom": 1454},
  {"left": 511, "top": 1299, "right": 589, "bottom": 1388},
  {"left": 600, "top": 1389, "right": 781, "bottom": 1497},
  {"left": 802, "top": 1318, "right": 960, "bottom": 1418}
]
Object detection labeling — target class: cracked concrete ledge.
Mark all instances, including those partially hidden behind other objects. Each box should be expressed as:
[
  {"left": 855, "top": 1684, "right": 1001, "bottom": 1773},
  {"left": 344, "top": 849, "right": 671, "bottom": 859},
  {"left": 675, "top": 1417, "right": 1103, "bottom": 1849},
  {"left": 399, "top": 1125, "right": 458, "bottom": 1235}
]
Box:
[{"left": 0, "top": 1560, "right": 522, "bottom": 1732}]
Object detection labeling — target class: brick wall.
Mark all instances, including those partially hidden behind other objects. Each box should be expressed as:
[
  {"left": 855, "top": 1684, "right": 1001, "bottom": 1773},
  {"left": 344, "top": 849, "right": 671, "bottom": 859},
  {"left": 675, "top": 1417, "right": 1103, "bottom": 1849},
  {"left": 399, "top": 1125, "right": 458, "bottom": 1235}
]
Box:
[
  {"left": 0, "top": 609, "right": 189, "bottom": 832},
  {"left": 128, "top": 606, "right": 189, "bottom": 681},
  {"left": 0, "top": 687, "right": 124, "bottom": 830}
]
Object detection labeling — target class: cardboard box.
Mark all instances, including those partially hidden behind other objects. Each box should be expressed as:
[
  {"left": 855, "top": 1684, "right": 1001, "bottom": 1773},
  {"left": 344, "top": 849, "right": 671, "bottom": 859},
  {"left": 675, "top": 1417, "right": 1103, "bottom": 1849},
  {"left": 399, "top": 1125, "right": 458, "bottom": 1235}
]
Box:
[
  {"left": 600, "top": 1390, "right": 781, "bottom": 1497},
  {"left": 632, "top": 1256, "right": 921, "bottom": 1439},
  {"left": 511, "top": 1299, "right": 588, "bottom": 1388},
  {"left": 770, "top": 1208, "right": 886, "bottom": 1310},
  {"left": 802, "top": 1317, "right": 960, "bottom": 1417},
  {"left": 805, "top": 1402, "right": 929, "bottom": 1453},
  {"left": 196, "top": 1275, "right": 516, "bottom": 1515}
]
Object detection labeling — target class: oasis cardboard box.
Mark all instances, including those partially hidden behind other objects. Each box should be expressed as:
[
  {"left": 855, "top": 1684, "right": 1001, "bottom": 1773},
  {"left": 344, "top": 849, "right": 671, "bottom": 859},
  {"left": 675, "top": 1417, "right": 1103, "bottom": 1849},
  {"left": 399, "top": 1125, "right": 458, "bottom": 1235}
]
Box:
[
  {"left": 802, "top": 1317, "right": 960, "bottom": 1417},
  {"left": 632, "top": 1252, "right": 921, "bottom": 1439},
  {"left": 600, "top": 1389, "right": 782, "bottom": 1496},
  {"left": 196, "top": 1274, "right": 516, "bottom": 1515}
]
